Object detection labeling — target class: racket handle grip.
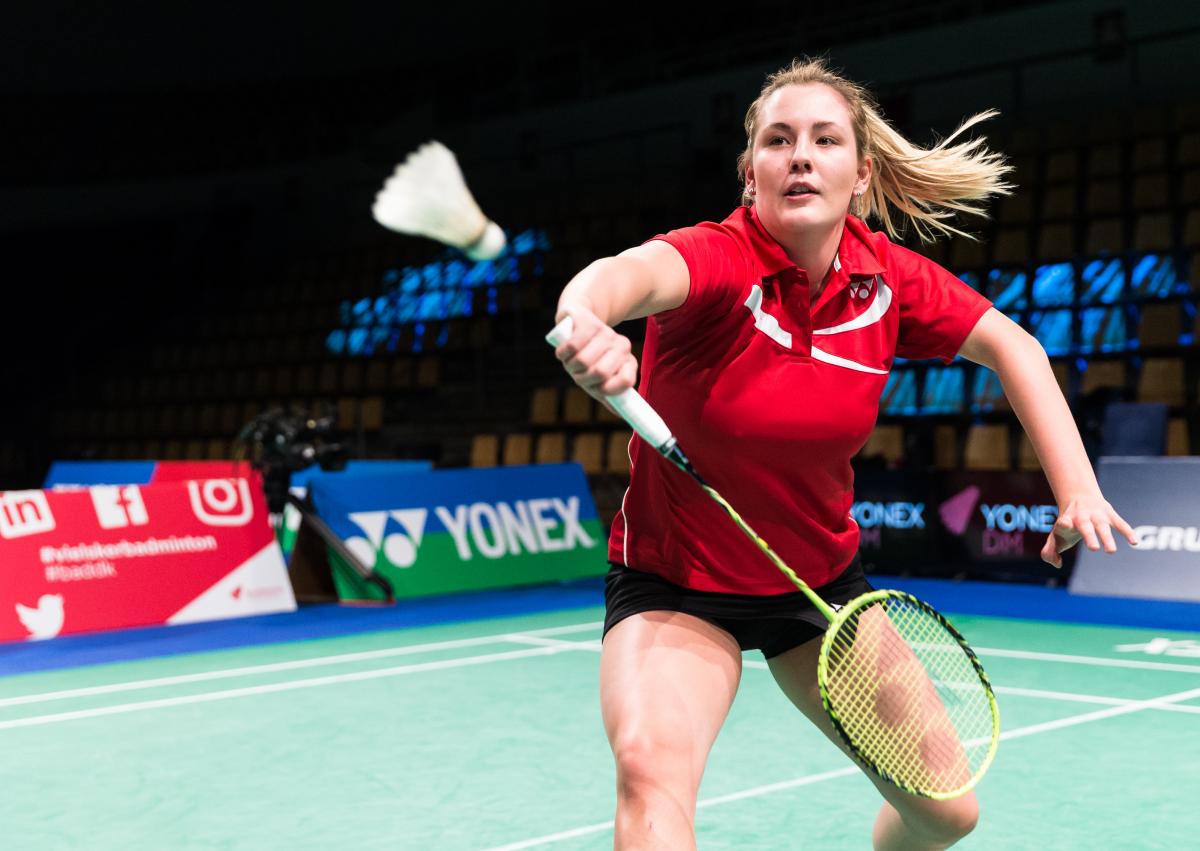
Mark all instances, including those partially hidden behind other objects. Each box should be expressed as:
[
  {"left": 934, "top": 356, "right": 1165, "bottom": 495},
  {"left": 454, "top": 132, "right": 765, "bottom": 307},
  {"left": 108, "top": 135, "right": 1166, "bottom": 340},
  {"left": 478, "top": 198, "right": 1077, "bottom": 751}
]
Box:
[{"left": 545, "top": 316, "right": 675, "bottom": 452}]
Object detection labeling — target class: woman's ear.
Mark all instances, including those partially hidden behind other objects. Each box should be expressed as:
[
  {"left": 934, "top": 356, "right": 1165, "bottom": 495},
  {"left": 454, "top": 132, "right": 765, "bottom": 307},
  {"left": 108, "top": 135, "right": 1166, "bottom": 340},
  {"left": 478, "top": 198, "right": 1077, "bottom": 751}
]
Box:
[{"left": 855, "top": 156, "right": 873, "bottom": 196}]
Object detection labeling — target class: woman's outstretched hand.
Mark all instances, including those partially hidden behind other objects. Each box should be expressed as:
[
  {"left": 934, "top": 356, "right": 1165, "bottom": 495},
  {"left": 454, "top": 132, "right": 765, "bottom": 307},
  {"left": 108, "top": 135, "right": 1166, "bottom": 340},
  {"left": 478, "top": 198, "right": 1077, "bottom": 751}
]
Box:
[{"left": 1041, "top": 494, "right": 1139, "bottom": 568}]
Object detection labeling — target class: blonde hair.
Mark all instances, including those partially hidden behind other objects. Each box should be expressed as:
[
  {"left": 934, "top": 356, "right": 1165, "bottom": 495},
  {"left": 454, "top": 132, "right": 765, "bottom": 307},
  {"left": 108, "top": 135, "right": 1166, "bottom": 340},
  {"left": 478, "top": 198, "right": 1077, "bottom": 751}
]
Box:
[{"left": 737, "top": 57, "right": 1013, "bottom": 243}]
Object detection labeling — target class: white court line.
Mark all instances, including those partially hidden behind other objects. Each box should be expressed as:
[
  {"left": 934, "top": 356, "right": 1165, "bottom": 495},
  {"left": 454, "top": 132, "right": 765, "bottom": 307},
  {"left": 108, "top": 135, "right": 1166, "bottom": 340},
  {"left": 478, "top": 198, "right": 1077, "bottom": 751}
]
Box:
[
  {"left": 0, "top": 642, "right": 602, "bottom": 731},
  {"left": 6, "top": 622, "right": 1198, "bottom": 711},
  {"left": 0, "top": 621, "right": 604, "bottom": 709},
  {"left": 989, "top": 684, "right": 1200, "bottom": 715},
  {"left": 480, "top": 767, "right": 861, "bottom": 851},
  {"left": 972, "top": 647, "right": 1200, "bottom": 675},
  {"left": 504, "top": 635, "right": 603, "bottom": 651},
  {"left": 5, "top": 624, "right": 1199, "bottom": 730},
  {"left": 480, "top": 683, "right": 1200, "bottom": 851},
  {"left": 993, "top": 684, "right": 1200, "bottom": 742},
  {"left": 518, "top": 636, "right": 1200, "bottom": 715}
]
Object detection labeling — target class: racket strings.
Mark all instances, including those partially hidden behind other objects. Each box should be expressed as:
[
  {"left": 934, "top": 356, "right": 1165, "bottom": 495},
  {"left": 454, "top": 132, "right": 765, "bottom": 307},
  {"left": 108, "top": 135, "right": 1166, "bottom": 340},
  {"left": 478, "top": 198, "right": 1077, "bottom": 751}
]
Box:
[{"left": 824, "top": 596, "right": 995, "bottom": 796}]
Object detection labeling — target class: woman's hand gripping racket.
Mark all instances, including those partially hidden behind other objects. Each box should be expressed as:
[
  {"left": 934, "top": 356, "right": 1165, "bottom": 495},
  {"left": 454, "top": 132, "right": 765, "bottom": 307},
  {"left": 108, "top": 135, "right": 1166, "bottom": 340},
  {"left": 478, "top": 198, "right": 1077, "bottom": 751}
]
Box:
[{"left": 547, "top": 315, "right": 1000, "bottom": 800}]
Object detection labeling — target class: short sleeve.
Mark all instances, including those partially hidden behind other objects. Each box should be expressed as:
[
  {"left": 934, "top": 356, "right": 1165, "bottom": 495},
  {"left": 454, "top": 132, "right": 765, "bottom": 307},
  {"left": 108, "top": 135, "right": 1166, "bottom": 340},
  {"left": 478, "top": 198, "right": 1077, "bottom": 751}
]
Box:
[
  {"left": 891, "top": 244, "right": 993, "bottom": 364},
  {"left": 645, "top": 222, "right": 747, "bottom": 325}
]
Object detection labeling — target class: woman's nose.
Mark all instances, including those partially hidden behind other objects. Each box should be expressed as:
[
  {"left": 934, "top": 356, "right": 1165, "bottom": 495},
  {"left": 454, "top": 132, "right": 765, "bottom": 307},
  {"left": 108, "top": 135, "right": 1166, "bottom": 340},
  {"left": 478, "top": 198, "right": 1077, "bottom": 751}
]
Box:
[{"left": 790, "top": 145, "right": 813, "bottom": 172}]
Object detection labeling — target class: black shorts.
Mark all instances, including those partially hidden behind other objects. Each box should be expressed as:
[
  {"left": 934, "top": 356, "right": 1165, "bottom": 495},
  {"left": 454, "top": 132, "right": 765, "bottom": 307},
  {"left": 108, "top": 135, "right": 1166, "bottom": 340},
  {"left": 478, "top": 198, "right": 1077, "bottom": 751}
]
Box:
[{"left": 603, "top": 556, "right": 873, "bottom": 660}]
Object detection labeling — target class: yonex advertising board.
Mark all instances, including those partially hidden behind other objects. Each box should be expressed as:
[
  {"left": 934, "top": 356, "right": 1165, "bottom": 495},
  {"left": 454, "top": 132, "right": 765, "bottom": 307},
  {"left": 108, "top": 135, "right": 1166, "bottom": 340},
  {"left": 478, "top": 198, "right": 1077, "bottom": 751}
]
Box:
[
  {"left": 307, "top": 464, "right": 606, "bottom": 601},
  {"left": 0, "top": 476, "right": 295, "bottom": 642},
  {"left": 278, "top": 460, "right": 434, "bottom": 559},
  {"left": 937, "top": 471, "right": 1059, "bottom": 569},
  {"left": 1070, "top": 457, "right": 1200, "bottom": 602},
  {"left": 851, "top": 470, "right": 937, "bottom": 569},
  {"left": 849, "top": 470, "right": 1060, "bottom": 579}
]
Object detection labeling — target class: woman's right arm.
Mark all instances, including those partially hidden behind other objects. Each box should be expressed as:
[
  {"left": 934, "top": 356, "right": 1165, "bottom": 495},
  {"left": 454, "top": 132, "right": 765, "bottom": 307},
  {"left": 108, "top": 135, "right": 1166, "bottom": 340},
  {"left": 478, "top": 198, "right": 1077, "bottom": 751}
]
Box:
[{"left": 553, "top": 241, "right": 690, "bottom": 400}]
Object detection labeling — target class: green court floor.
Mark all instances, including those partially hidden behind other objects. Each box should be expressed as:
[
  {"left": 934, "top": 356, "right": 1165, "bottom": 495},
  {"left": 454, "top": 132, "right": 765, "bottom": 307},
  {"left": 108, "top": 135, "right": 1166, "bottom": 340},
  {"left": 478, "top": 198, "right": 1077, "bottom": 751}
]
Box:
[{"left": 2, "top": 607, "right": 1198, "bottom": 850}]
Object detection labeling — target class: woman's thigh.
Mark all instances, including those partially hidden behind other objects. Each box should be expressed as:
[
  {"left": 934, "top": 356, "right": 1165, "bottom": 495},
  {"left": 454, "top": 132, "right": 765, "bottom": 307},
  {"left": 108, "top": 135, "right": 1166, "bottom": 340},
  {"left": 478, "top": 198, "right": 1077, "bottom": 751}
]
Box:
[{"left": 600, "top": 610, "right": 743, "bottom": 787}]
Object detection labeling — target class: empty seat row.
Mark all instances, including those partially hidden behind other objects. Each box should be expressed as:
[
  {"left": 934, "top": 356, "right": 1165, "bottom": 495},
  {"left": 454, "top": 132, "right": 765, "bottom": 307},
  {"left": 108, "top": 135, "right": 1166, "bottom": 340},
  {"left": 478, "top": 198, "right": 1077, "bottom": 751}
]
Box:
[
  {"left": 861, "top": 418, "right": 1191, "bottom": 472},
  {"left": 529, "top": 386, "right": 623, "bottom": 427},
  {"left": 470, "top": 430, "right": 633, "bottom": 476},
  {"left": 939, "top": 212, "right": 1200, "bottom": 267},
  {"left": 94, "top": 356, "right": 441, "bottom": 406},
  {"left": 1076, "top": 357, "right": 1196, "bottom": 406},
  {"left": 54, "top": 396, "right": 386, "bottom": 440}
]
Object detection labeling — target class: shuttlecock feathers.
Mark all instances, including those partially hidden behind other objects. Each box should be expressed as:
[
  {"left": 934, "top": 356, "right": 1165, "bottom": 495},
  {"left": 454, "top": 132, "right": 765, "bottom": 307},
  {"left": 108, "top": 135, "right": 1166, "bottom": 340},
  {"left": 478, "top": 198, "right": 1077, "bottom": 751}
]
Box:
[{"left": 372, "top": 141, "right": 506, "bottom": 260}]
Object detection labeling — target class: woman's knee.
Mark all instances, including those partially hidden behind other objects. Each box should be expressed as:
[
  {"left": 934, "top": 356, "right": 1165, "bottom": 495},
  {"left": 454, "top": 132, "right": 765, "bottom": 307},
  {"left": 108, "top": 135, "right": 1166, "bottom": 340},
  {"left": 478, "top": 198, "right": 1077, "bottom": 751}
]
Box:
[
  {"left": 902, "top": 793, "right": 979, "bottom": 845},
  {"left": 610, "top": 731, "right": 695, "bottom": 800}
]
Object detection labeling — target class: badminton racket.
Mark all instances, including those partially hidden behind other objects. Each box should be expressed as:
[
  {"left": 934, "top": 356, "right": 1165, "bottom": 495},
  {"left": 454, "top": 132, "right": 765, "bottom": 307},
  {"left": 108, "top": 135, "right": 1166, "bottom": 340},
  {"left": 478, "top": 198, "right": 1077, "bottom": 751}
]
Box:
[{"left": 546, "top": 315, "right": 1000, "bottom": 800}]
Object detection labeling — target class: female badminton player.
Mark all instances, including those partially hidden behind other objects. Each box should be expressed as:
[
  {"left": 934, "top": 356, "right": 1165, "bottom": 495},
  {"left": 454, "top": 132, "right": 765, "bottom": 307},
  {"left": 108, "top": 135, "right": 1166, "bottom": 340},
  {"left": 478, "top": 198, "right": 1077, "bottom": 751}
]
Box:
[{"left": 552, "top": 57, "right": 1138, "bottom": 850}]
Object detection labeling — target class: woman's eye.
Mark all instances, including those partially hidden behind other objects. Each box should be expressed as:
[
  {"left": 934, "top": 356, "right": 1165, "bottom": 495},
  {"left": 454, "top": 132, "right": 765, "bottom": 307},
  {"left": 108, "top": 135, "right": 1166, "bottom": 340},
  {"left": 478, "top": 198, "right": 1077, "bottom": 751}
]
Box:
[
  {"left": 817, "top": 136, "right": 837, "bottom": 145},
  {"left": 769, "top": 136, "right": 787, "bottom": 145}
]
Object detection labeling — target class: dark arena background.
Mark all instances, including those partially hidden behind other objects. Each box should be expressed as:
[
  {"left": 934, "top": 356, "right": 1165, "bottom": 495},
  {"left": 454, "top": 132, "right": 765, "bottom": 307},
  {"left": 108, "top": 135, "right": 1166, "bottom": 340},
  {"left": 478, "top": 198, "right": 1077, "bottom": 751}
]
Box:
[{"left": 2, "top": 3, "right": 1199, "bottom": 849}]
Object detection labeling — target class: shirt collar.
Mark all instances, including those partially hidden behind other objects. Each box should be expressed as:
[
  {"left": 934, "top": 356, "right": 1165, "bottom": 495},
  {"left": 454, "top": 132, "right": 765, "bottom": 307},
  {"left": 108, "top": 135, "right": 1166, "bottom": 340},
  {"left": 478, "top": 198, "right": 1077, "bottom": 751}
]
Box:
[{"left": 736, "top": 205, "right": 887, "bottom": 280}]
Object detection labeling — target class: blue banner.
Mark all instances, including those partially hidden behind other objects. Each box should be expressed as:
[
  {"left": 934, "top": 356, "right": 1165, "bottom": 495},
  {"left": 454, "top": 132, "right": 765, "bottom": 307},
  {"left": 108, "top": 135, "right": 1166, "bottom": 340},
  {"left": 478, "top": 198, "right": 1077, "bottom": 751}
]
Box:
[{"left": 307, "top": 463, "right": 606, "bottom": 600}]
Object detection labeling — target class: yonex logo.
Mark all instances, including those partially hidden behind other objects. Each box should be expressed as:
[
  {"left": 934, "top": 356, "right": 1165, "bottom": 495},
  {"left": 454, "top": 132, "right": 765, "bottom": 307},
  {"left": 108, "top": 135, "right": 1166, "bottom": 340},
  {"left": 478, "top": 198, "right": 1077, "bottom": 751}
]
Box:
[
  {"left": 939, "top": 486, "right": 981, "bottom": 536},
  {"left": 437, "top": 497, "right": 595, "bottom": 561},
  {"left": 852, "top": 501, "right": 925, "bottom": 530},
  {"left": 849, "top": 280, "right": 874, "bottom": 299},
  {"left": 344, "top": 498, "right": 597, "bottom": 567},
  {"left": 981, "top": 503, "right": 1058, "bottom": 533},
  {"left": 345, "top": 509, "right": 428, "bottom": 570}
]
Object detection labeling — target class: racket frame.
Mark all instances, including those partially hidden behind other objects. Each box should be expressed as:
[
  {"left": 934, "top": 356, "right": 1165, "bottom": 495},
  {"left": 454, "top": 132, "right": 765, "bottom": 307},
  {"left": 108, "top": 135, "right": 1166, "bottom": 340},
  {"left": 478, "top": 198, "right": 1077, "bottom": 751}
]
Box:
[{"left": 818, "top": 589, "right": 1001, "bottom": 800}]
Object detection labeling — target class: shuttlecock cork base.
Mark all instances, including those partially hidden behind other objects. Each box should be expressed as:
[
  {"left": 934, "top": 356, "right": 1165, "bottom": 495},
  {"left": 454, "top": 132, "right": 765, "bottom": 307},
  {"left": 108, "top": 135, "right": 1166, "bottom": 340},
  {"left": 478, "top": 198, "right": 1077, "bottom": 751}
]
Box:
[
  {"left": 463, "top": 221, "right": 507, "bottom": 261},
  {"left": 371, "top": 140, "right": 507, "bottom": 261}
]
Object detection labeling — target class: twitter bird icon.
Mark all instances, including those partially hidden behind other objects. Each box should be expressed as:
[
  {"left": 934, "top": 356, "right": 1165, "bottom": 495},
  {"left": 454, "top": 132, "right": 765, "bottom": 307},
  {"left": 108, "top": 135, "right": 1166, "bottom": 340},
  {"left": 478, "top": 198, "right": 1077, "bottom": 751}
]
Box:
[{"left": 16, "top": 594, "right": 65, "bottom": 640}]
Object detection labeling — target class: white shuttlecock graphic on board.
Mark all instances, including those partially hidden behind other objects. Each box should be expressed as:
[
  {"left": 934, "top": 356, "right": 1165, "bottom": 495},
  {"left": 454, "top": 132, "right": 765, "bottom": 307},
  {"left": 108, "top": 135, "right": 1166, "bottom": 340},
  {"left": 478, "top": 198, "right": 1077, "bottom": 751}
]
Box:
[
  {"left": 16, "top": 594, "right": 65, "bottom": 639},
  {"left": 371, "top": 140, "right": 506, "bottom": 261}
]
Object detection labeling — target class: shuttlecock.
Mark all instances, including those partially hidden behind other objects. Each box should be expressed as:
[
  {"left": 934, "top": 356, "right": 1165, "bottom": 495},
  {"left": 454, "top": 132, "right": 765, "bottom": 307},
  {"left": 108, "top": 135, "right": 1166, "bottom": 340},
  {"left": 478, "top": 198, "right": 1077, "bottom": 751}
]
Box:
[{"left": 371, "top": 140, "right": 507, "bottom": 261}]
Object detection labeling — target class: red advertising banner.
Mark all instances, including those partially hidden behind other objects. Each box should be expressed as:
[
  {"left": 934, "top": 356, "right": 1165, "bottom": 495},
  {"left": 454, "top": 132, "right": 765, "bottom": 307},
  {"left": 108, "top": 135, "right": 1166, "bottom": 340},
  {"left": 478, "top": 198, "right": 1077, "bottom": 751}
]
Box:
[{"left": 0, "top": 475, "right": 295, "bottom": 642}]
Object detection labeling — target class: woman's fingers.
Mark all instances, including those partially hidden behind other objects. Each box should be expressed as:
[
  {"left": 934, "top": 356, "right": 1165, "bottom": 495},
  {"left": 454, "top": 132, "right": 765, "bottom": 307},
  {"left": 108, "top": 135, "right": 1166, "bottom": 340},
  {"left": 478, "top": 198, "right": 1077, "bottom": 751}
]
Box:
[
  {"left": 1040, "top": 535, "right": 1062, "bottom": 568},
  {"left": 582, "top": 347, "right": 628, "bottom": 391},
  {"left": 554, "top": 314, "right": 637, "bottom": 399},
  {"left": 1076, "top": 517, "right": 1102, "bottom": 551},
  {"left": 1110, "top": 510, "right": 1139, "bottom": 547},
  {"left": 1096, "top": 518, "right": 1118, "bottom": 553},
  {"left": 1044, "top": 499, "right": 1139, "bottom": 567},
  {"left": 600, "top": 356, "right": 639, "bottom": 396}
]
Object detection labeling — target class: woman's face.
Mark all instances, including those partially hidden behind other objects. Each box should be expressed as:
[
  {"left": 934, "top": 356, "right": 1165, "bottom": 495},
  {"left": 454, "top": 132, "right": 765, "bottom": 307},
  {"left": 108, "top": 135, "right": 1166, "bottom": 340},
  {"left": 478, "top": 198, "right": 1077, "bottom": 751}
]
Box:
[{"left": 745, "top": 83, "right": 871, "bottom": 243}]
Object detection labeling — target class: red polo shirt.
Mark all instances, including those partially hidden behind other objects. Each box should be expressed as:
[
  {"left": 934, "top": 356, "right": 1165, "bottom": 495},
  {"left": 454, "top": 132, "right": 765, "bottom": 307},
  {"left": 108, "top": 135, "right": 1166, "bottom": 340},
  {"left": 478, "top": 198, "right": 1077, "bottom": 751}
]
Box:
[{"left": 609, "top": 205, "right": 991, "bottom": 593}]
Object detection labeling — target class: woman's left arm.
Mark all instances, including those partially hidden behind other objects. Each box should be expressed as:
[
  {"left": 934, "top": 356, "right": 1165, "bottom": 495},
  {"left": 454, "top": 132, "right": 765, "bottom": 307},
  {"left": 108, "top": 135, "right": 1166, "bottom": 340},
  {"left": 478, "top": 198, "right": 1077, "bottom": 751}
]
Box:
[{"left": 957, "top": 308, "right": 1138, "bottom": 567}]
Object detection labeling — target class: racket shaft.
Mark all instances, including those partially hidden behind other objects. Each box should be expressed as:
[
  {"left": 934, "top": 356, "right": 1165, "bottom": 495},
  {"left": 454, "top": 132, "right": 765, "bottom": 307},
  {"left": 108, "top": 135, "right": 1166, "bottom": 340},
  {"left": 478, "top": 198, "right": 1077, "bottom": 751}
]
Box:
[{"left": 694, "top": 481, "right": 838, "bottom": 623}]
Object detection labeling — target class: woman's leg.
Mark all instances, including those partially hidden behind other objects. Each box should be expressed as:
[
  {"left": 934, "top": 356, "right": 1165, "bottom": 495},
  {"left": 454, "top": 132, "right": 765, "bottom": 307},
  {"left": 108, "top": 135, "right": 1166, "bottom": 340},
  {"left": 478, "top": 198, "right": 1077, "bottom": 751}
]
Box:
[
  {"left": 767, "top": 637, "right": 979, "bottom": 850},
  {"left": 601, "top": 610, "right": 743, "bottom": 851}
]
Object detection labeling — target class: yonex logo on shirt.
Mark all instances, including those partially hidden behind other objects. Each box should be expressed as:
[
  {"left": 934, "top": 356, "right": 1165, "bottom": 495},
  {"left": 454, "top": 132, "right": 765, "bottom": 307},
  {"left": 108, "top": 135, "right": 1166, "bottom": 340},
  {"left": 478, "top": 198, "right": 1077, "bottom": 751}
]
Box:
[{"left": 849, "top": 280, "right": 874, "bottom": 299}]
